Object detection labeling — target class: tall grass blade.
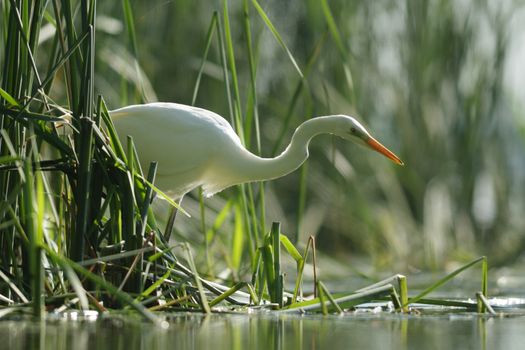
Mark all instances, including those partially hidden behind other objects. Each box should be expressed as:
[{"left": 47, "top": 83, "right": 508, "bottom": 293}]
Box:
[
  {"left": 222, "top": 0, "right": 244, "bottom": 142},
  {"left": 271, "top": 222, "right": 283, "bottom": 307},
  {"left": 317, "top": 281, "right": 328, "bottom": 315},
  {"left": 138, "top": 161, "right": 157, "bottom": 238},
  {"left": 71, "top": 116, "right": 94, "bottom": 261},
  {"left": 121, "top": 0, "right": 145, "bottom": 102},
  {"left": 231, "top": 204, "right": 245, "bottom": 274},
  {"left": 250, "top": 0, "right": 303, "bottom": 79},
  {"left": 0, "top": 88, "right": 19, "bottom": 106},
  {"left": 183, "top": 243, "right": 211, "bottom": 314},
  {"left": 398, "top": 275, "right": 409, "bottom": 313},
  {"left": 242, "top": 0, "right": 260, "bottom": 151},
  {"left": 320, "top": 0, "right": 347, "bottom": 59},
  {"left": 22, "top": 156, "right": 43, "bottom": 318},
  {"left": 480, "top": 256, "right": 488, "bottom": 313},
  {"left": 319, "top": 0, "right": 354, "bottom": 100},
  {"left": 191, "top": 12, "right": 218, "bottom": 106}
]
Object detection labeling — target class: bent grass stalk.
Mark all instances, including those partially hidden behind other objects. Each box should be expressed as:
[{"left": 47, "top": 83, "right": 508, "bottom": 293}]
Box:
[
  {"left": 317, "top": 281, "right": 343, "bottom": 314},
  {"left": 209, "top": 282, "right": 250, "bottom": 307},
  {"left": 406, "top": 256, "right": 488, "bottom": 307},
  {"left": 476, "top": 292, "right": 496, "bottom": 315},
  {"left": 282, "top": 284, "right": 396, "bottom": 313}
]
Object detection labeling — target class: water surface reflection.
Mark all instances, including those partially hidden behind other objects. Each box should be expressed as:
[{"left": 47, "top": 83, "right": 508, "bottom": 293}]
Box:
[{"left": 2, "top": 312, "right": 525, "bottom": 350}]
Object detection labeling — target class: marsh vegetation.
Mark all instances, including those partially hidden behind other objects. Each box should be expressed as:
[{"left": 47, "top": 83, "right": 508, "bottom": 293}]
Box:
[{"left": 1, "top": 1, "right": 525, "bottom": 346}]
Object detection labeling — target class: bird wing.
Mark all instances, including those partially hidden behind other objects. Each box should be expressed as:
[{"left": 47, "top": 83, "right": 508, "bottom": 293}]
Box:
[
  {"left": 112, "top": 103, "right": 239, "bottom": 135},
  {"left": 110, "top": 103, "right": 242, "bottom": 195}
]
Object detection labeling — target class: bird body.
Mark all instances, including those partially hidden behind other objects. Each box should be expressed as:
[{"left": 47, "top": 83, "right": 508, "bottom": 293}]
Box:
[
  {"left": 110, "top": 103, "right": 403, "bottom": 199},
  {"left": 112, "top": 103, "right": 249, "bottom": 198}
]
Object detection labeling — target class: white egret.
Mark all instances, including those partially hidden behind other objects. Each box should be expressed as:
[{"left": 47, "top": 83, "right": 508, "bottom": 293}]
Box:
[{"left": 110, "top": 102, "right": 403, "bottom": 200}]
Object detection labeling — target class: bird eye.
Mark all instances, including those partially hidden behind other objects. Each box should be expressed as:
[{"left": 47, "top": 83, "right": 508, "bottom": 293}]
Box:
[{"left": 350, "top": 127, "right": 356, "bottom": 133}]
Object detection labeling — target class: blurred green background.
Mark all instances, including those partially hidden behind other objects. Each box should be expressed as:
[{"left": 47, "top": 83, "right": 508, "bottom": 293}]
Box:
[{"left": 53, "top": 0, "right": 525, "bottom": 270}]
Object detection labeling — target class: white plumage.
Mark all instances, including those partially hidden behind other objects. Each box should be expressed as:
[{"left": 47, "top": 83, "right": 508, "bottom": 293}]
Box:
[{"left": 110, "top": 103, "right": 403, "bottom": 200}]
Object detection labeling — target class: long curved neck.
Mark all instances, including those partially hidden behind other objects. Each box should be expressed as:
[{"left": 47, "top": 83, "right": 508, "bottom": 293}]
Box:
[{"left": 237, "top": 117, "right": 335, "bottom": 182}]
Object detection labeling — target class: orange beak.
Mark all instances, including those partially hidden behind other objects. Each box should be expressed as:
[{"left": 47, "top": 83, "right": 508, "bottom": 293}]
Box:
[{"left": 366, "top": 137, "right": 404, "bottom": 165}]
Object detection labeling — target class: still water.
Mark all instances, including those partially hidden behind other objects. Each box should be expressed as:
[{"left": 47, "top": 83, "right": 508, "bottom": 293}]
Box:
[{"left": 2, "top": 310, "right": 525, "bottom": 350}]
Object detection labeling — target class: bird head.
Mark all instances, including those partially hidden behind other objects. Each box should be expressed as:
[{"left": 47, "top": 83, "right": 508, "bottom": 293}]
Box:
[{"left": 335, "top": 115, "right": 404, "bottom": 166}]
